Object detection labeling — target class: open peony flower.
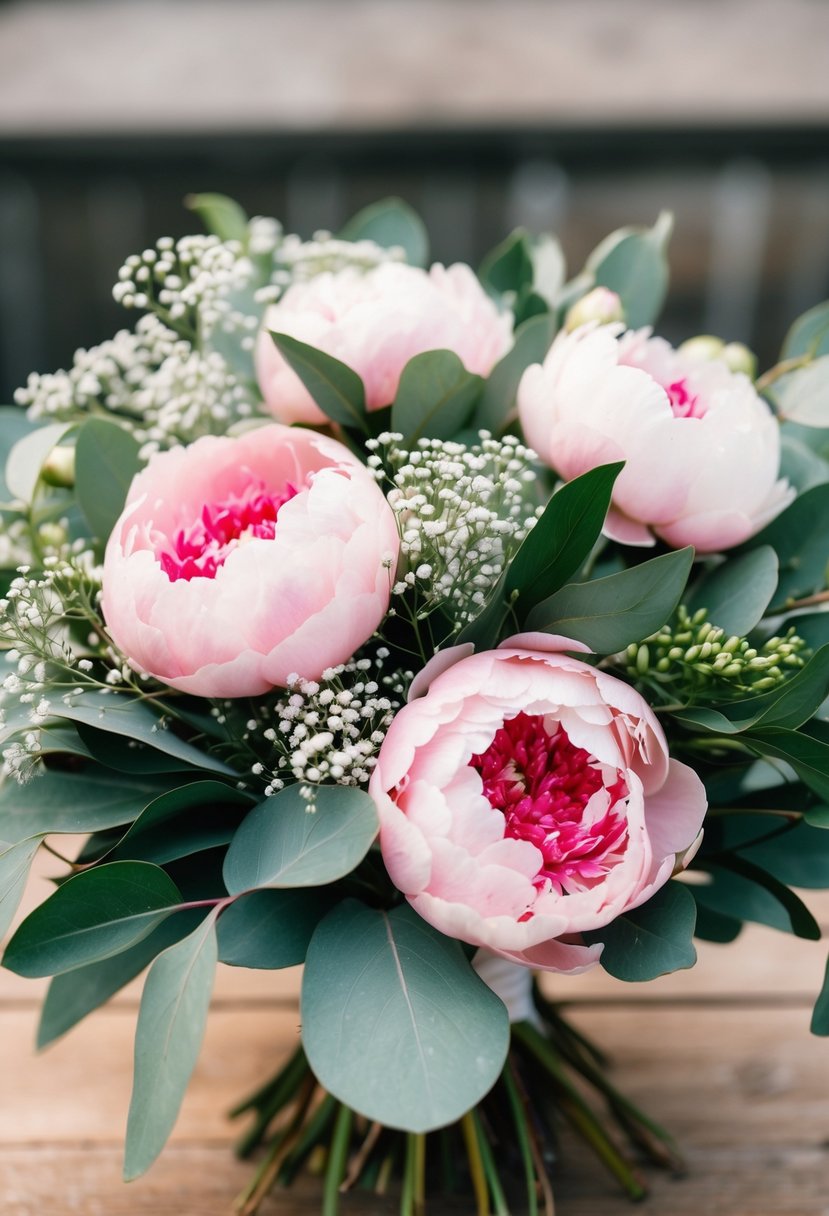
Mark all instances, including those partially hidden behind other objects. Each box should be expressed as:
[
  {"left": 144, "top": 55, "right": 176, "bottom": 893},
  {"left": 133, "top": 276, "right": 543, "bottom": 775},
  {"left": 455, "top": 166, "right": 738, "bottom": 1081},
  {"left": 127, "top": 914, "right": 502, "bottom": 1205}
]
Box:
[
  {"left": 371, "top": 634, "right": 706, "bottom": 974},
  {"left": 518, "top": 323, "right": 793, "bottom": 552},
  {"left": 102, "top": 425, "right": 399, "bottom": 697},
  {"left": 255, "top": 261, "right": 513, "bottom": 424}
]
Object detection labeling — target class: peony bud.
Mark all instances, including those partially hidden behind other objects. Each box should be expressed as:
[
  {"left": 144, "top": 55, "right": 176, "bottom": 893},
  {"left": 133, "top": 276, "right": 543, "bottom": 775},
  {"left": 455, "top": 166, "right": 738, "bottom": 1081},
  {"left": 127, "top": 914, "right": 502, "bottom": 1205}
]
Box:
[
  {"left": 564, "top": 286, "right": 624, "bottom": 332},
  {"left": 41, "top": 444, "right": 75, "bottom": 488},
  {"left": 721, "top": 342, "right": 758, "bottom": 379},
  {"left": 678, "top": 334, "right": 726, "bottom": 362}
]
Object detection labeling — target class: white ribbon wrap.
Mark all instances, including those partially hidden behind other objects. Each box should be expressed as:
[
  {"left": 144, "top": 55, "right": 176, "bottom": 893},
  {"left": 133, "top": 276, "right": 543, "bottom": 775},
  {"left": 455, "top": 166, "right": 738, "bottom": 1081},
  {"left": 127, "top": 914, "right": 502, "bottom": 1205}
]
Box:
[{"left": 472, "top": 950, "right": 542, "bottom": 1027}]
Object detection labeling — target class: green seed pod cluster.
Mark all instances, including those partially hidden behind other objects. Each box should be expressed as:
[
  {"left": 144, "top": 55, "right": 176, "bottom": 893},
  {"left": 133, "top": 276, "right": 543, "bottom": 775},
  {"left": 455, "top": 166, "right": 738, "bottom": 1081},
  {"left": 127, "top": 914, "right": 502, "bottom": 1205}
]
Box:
[{"left": 621, "top": 605, "right": 810, "bottom": 703}]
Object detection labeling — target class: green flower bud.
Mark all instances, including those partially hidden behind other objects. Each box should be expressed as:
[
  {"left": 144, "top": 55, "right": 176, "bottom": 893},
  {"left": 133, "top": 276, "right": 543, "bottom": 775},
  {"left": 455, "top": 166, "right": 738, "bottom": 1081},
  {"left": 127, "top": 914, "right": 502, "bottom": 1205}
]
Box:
[
  {"left": 678, "top": 335, "right": 725, "bottom": 363},
  {"left": 41, "top": 444, "right": 76, "bottom": 489},
  {"left": 565, "top": 287, "right": 625, "bottom": 332},
  {"left": 721, "top": 342, "right": 758, "bottom": 379}
]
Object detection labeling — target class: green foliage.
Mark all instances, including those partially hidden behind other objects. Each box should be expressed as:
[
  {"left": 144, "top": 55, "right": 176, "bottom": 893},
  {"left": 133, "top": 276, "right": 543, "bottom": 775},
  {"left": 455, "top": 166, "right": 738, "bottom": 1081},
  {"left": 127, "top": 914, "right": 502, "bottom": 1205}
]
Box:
[
  {"left": 0, "top": 836, "right": 42, "bottom": 939},
  {"left": 217, "top": 888, "right": 333, "bottom": 969},
  {"left": 391, "top": 350, "right": 483, "bottom": 444},
  {"left": 688, "top": 546, "right": 779, "bottom": 637},
  {"left": 473, "top": 313, "right": 557, "bottom": 433},
  {"left": 5, "top": 422, "right": 72, "bottom": 504},
  {"left": 0, "top": 406, "right": 40, "bottom": 503},
  {"left": 694, "top": 856, "right": 820, "bottom": 939},
  {"left": 301, "top": 901, "right": 509, "bottom": 1132},
  {"left": 583, "top": 212, "right": 672, "bottom": 327},
  {"left": 769, "top": 357, "right": 829, "bottom": 429},
  {"left": 185, "top": 192, "right": 249, "bottom": 243},
  {"left": 585, "top": 881, "right": 697, "bottom": 981},
  {"left": 3, "top": 861, "right": 183, "bottom": 977},
  {"left": 74, "top": 417, "right": 142, "bottom": 542},
  {"left": 741, "top": 482, "right": 829, "bottom": 608},
  {"left": 37, "top": 909, "right": 204, "bottom": 1048},
  {"left": 811, "top": 956, "right": 829, "bottom": 1035},
  {"left": 479, "top": 230, "right": 535, "bottom": 297},
  {"left": 0, "top": 770, "right": 174, "bottom": 843},
  {"left": 124, "top": 910, "right": 219, "bottom": 1179},
  {"left": 222, "top": 784, "right": 378, "bottom": 894},
  {"left": 506, "top": 463, "right": 623, "bottom": 618},
  {"left": 267, "top": 332, "right": 368, "bottom": 430},
  {"left": 781, "top": 300, "right": 829, "bottom": 361},
  {"left": 525, "top": 547, "right": 694, "bottom": 654},
  {"left": 113, "top": 780, "right": 252, "bottom": 865},
  {"left": 340, "top": 198, "right": 429, "bottom": 267}
]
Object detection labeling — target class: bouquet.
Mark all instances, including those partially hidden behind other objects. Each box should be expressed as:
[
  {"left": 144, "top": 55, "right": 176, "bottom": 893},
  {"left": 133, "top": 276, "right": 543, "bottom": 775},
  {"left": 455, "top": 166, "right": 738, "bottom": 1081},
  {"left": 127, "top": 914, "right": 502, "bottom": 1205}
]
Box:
[{"left": 2, "top": 193, "right": 828, "bottom": 1216}]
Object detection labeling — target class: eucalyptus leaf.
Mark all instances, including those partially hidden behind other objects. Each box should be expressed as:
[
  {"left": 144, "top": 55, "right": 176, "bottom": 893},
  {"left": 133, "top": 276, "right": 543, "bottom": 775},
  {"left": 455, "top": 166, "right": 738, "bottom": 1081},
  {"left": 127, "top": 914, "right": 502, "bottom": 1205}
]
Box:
[
  {"left": 584, "top": 212, "right": 672, "bottom": 328},
  {"left": 526, "top": 547, "right": 694, "bottom": 653},
  {"left": 302, "top": 901, "right": 509, "bottom": 1132},
  {"left": 114, "top": 780, "right": 252, "bottom": 864},
  {"left": 721, "top": 814, "right": 829, "bottom": 888},
  {"left": 0, "top": 770, "right": 173, "bottom": 842},
  {"left": 811, "top": 956, "right": 829, "bottom": 1036},
  {"left": 217, "top": 888, "right": 333, "bottom": 969},
  {"left": 223, "top": 784, "right": 378, "bottom": 894},
  {"left": 0, "top": 406, "right": 40, "bottom": 503},
  {"left": 54, "top": 690, "right": 236, "bottom": 776},
  {"left": 340, "top": 198, "right": 429, "bottom": 267},
  {"left": 3, "top": 861, "right": 183, "bottom": 977},
  {"left": 0, "top": 835, "right": 42, "bottom": 940},
  {"left": 742, "top": 727, "right": 829, "bottom": 802},
  {"left": 742, "top": 482, "right": 829, "bottom": 609},
  {"left": 695, "top": 857, "right": 820, "bottom": 939},
  {"left": 37, "top": 908, "right": 205, "bottom": 1048},
  {"left": 74, "top": 417, "right": 142, "bottom": 541},
  {"left": 6, "top": 422, "right": 72, "bottom": 504},
  {"left": 781, "top": 300, "right": 829, "bottom": 361},
  {"left": 779, "top": 432, "right": 829, "bottom": 493},
  {"left": 124, "top": 910, "right": 219, "bottom": 1180},
  {"left": 771, "top": 357, "right": 829, "bottom": 429},
  {"left": 474, "top": 312, "right": 557, "bottom": 433},
  {"left": 506, "top": 463, "right": 623, "bottom": 616},
  {"left": 391, "top": 350, "right": 483, "bottom": 444},
  {"left": 479, "top": 230, "right": 534, "bottom": 297},
  {"left": 584, "top": 881, "right": 697, "bottom": 981},
  {"left": 689, "top": 546, "right": 778, "bottom": 636},
  {"left": 185, "top": 192, "right": 249, "bottom": 242},
  {"left": 268, "top": 332, "right": 368, "bottom": 429},
  {"left": 690, "top": 897, "right": 743, "bottom": 944}
]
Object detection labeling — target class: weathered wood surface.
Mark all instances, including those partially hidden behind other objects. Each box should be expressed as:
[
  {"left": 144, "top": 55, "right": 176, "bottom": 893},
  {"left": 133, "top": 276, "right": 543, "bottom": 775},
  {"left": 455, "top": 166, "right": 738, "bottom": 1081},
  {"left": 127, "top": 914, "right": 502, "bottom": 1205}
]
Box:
[{"left": 1, "top": 853, "right": 827, "bottom": 1214}]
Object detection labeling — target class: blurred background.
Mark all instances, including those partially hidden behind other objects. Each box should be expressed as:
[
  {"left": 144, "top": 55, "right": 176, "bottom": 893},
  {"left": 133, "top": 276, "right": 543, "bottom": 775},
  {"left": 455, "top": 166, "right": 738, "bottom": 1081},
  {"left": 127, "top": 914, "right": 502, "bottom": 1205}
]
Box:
[{"left": 0, "top": 0, "right": 828, "bottom": 401}]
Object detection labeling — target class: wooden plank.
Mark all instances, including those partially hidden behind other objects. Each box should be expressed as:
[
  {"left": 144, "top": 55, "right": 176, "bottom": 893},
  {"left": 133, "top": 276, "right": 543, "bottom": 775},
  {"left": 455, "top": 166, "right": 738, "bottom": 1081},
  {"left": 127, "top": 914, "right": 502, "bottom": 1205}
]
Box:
[
  {"left": 0, "top": 0, "right": 828, "bottom": 136},
  {"left": 0, "top": 1005, "right": 825, "bottom": 1149},
  {"left": 1, "top": 1142, "right": 828, "bottom": 1216}
]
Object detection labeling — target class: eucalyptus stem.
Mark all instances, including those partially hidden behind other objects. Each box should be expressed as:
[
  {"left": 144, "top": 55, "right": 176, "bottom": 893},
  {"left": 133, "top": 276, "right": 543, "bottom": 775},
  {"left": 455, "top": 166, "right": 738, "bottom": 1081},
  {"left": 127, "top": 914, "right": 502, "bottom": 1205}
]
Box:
[
  {"left": 513, "top": 1021, "right": 647, "bottom": 1202},
  {"left": 322, "top": 1103, "right": 353, "bottom": 1216},
  {"left": 277, "top": 1093, "right": 338, "bottom": 1186},
  {"left": 503, "top": 1062, "right": 539, "bottom": 1216},
  {"left": 461, "top": 1110, "right": 491, "bottom": 1216},
  {"left": 471, "top": 1108, "right": 511, "bottom": 1216}
]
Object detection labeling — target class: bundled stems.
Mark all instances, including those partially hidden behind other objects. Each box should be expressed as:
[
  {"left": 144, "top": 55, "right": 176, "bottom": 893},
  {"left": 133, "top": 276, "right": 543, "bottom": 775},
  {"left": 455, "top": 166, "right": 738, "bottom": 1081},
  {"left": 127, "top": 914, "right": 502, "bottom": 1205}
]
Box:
[{"left": 231, "top": 1001, "right": 680, "bottom": 1215}]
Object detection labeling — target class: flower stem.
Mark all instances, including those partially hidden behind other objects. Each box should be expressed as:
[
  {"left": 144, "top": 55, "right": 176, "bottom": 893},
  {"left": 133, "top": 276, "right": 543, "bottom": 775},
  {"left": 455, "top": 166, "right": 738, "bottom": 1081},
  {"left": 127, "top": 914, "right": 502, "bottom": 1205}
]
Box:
[
  {"left": 461, "top": 1110, "right": 491, "bottom": 1216},
  {"left": 503, "top": 1061, "right": 539, "bottom": 1216},
  {"left": 322, "top": 1103, "right": 353, "bottom": 1216},
  {"left": 471, "top": 1107, "right": 511, "bottom": 1216}
]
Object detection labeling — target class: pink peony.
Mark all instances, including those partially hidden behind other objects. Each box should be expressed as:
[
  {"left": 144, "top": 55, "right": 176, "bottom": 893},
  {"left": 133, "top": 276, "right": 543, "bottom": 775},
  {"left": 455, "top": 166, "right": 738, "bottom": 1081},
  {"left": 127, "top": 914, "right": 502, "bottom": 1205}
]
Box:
[
  {"left": 371, "top": 635, "right": 706, "bottom": 974},
  {"left": 255, "top": 262, "right": 513, "bottom": 425},
  {"left": 518, "top": 323, "right": 793, "bottom": 552},
  {"left": 102, "top": 425, "right": 399, "bottom": 697}
]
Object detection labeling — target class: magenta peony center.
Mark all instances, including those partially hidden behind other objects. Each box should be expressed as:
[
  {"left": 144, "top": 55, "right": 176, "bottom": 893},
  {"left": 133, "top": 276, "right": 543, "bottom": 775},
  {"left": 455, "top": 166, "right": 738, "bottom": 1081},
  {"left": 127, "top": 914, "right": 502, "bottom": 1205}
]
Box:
[
  {"left": 470, "top": 712, "right": 629, "bottom": 897},
  {"left": 664, "top": 377, "right": 705, "bottom": 419},
  {"left": 158, "top": 482, "right": 299, "bottom": 581}
]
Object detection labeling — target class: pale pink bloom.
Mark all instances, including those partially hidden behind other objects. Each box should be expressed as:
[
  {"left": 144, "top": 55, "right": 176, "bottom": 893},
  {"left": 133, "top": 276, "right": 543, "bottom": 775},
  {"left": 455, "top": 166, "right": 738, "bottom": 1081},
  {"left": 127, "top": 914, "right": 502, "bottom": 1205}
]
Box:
[
  {"left": 102, "top": 425, "right": 399, "bottom": 697},
  {"left": 255, "top": 262, "right": 513, "bottom": 425},
  {"left": 371, "top": 634, "right": 706, "bottom": 974},
  {"left": 518, "top": 323, "right": 793, "bottom": 552}
]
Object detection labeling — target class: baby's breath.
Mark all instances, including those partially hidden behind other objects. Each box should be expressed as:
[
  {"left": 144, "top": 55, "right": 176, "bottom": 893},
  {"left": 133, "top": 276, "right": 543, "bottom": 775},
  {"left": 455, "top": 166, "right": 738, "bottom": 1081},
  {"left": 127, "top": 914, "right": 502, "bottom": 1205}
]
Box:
[
  {"left": 232, "top": 649, "right": 409, "bottom": 793},
  {"left": 367, "top": 431, "right": 541, "bottom": 636}
]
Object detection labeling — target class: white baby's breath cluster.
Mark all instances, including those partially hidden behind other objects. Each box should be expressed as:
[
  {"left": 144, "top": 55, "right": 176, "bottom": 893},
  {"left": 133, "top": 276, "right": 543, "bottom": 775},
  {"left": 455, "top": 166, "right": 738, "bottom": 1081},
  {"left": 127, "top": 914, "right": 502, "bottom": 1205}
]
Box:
[
  {"left": 15, "top": 315, "right": 258, "bottom": 456},
  {"left": 254, "top": 230, "right": 402, "bottom": 307},
  {"left": 112, "top": 233, "right": 261, "bottom": 345},
  {"left": 229, "top": 650, "right": 409, "bottom": 794},
  {"left": 367, "top": 432, "right": 541, "bottom": 631}
]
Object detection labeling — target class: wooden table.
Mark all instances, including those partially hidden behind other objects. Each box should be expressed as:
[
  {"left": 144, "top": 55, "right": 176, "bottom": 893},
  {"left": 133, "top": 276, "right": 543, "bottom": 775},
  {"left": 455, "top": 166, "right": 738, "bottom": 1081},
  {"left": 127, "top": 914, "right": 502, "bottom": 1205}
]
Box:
[{"left": 1, "top": 856, "right": 827, "bottom": 1215}]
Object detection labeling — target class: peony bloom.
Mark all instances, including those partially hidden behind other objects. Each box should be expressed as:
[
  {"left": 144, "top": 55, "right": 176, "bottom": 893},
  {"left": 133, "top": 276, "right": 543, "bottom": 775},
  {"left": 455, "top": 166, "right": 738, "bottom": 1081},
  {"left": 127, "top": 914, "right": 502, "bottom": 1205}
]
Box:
[
  {"left": 255, "top": 262, "right": 513, "bottom": 425},
  {"left": 371, "top": 635, "right": 706, "bottom": 974},
  {"left": 102, "top": 425, "right": 399, "bottom": 697},
  {"left": 518, "top": 323, "right": 793, "bottom": 552}
]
